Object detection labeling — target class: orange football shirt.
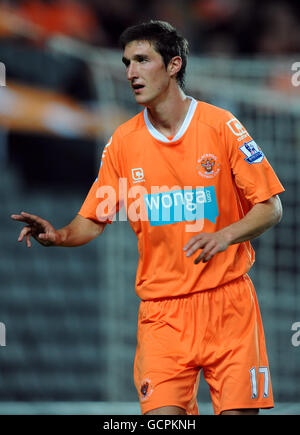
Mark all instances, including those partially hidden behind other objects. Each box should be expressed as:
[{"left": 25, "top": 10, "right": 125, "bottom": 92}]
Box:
[{"left": 79, "top": 98, "right": 284, "bottom": 300}]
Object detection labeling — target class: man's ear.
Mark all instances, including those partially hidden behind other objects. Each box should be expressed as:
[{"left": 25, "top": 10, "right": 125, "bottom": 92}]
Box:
[{"left": 168, "top": 56, "right": 182, "bottom": 79}]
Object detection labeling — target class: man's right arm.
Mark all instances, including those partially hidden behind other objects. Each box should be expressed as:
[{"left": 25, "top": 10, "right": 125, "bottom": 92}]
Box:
[
  {"left": 11, "top": 212, "right": 106, "bottom": 248},
  {"left": 56, "top": 214, "right": 106, "bottom": 247}
]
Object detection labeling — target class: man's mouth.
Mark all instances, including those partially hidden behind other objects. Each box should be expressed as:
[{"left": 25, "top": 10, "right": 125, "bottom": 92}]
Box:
[{"left": 132, "top": 84, "right": 145, "bottom": 93}]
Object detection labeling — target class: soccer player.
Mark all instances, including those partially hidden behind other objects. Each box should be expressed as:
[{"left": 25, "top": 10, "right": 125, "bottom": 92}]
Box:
[{"left": 11, "top": 21, "right": 284, "bottom": 415}]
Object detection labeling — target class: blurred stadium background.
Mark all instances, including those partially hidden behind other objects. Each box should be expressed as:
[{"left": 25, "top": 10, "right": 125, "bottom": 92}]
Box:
[{"left": 0, "top": 0, "right": 299, "bottom": 415}]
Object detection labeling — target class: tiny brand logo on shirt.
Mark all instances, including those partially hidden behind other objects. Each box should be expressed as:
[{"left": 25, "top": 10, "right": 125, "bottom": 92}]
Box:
[
  {"left": 226, "top": 118, "right": 247, "bottom": 136},
  {"left": 131, "top": 168, "right": 145, "bottom": 183}
]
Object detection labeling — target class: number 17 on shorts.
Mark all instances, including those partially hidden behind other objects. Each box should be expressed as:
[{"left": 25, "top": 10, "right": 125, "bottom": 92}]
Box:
[{"left": 250, "top": 366, "right": 270, "bottom": 399}]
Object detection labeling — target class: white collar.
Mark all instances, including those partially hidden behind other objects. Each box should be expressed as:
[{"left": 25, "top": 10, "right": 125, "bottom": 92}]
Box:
[{"left": 143, "top": 96, "right": 198, "bottom": 143}]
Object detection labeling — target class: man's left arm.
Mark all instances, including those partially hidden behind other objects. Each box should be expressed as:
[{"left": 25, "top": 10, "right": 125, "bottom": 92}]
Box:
[{"left": 183, "top": 195, "right": 282, "bottom": 264}]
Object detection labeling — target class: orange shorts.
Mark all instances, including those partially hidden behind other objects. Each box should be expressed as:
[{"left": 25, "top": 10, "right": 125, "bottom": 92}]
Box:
[{"left": 134, "top": 274, "right": 274, "bottom": 415}]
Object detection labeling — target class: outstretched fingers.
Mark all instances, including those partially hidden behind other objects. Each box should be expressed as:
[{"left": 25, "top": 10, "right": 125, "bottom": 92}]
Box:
[
  {"left": 12, "top": 212, "right": 56, "bottom": 247},
  {"left": 11, "top": 212, "right": 44, "bottom": 226},
  {"left": 21, "top": 212, "right": 44, "bottom": 225},
  {"left": 18, "top": 226, "right": 31, "bottom": 242},
  {"left": 17, "top": 226, "right": 33, "bottom": 248},
  {"left": 11, "top": 214, "right": 28, "bottom": 222},
  {"left": 25, "top": 232, "right": 32, "bottom": 248}
]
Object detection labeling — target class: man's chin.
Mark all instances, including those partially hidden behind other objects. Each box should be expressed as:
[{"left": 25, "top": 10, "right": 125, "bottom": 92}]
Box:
[
  {"left": 133, "top": 91, "right": 155, "bottom": 106},
  {"left": 134, "top": 95, "right": 149, "bottom": 106}
]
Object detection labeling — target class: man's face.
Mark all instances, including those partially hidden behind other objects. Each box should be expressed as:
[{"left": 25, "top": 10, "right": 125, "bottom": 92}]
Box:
[{"left": 122, "top": 40, "right": 171, "bottom": 106}]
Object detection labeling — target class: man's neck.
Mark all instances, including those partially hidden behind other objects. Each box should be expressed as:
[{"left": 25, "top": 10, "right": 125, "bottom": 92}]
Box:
[{"left": 146, "top": 88, "right": 191, "bottom": 138}]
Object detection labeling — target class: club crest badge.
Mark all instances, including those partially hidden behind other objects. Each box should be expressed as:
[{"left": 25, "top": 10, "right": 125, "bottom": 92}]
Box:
[
  {"left": 239, "top": 140, "right": 264, "bottom": 164},
  {"left": 197, "top": 153, "right": 221, "bottom": 178},
  {"left": 140, "top": 379, "right": 153, "bottom": 402}
]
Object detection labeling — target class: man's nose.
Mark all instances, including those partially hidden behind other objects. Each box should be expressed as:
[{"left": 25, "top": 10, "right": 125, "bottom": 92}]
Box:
[{"left": 127, "top": 62, "right": 138, "bottom": 81}]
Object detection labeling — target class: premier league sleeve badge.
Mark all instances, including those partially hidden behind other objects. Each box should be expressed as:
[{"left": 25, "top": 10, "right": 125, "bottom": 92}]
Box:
[{"left": 239, "top": 140, "right": 264, "bottom": 164}]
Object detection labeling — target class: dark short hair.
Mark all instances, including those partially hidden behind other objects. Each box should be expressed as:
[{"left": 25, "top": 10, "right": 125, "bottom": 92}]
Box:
[{"left": 119, "top": 20, "right": 189, "bottom": 89}]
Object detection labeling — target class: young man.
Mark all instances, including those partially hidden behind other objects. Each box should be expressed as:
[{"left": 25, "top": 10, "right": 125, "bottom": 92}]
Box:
[{"left": 12, "top": 21, "right": 284, "bottom": 415}]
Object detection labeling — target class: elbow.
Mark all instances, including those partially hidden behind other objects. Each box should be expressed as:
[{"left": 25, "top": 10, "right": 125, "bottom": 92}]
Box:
[
  {"left": 276, "top": 205, "right": 283, "bottom": 225},
  {"left": 260, "top": 195, "right": 283, "bottom": 229},
  {"left": 272, "top": 195, "right": 283, "bottom": 226}
]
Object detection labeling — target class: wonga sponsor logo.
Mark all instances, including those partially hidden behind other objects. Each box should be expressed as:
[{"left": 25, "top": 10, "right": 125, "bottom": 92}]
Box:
[{"left": 144, "top": 186, "right": 218, "bottom": 226}]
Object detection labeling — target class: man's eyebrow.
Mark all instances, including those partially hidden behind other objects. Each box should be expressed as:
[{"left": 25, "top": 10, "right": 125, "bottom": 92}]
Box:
[{"left": 122, "top": 54, "right": 149, "bottom": 65}]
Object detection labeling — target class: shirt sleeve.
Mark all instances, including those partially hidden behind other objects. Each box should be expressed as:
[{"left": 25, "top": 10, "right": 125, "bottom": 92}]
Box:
[
  {"left": 78, "top": 131, "right": 125, "bottom": 223},
  {"left": 221, "top": 111, "right": 285, "bottom": 205}
]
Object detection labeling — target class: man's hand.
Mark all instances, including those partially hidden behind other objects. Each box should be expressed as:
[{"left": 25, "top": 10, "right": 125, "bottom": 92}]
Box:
[
  {"left": 11, "top": 212, "right": 60, "bottom": 247},
  {"left": 183, "top": 195, "right": 283, "bottom": 264},
  {"left": 11, "top": 213, "right": 106, "bottom": 248},
  {"left": 183, "top": 231, "right": 230, "bottom": 264}
]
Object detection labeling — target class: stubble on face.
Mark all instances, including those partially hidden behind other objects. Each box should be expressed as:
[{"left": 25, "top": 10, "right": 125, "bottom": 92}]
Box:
[{"left": 123, "top": 40, "right": 170, "bottom": 107}]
